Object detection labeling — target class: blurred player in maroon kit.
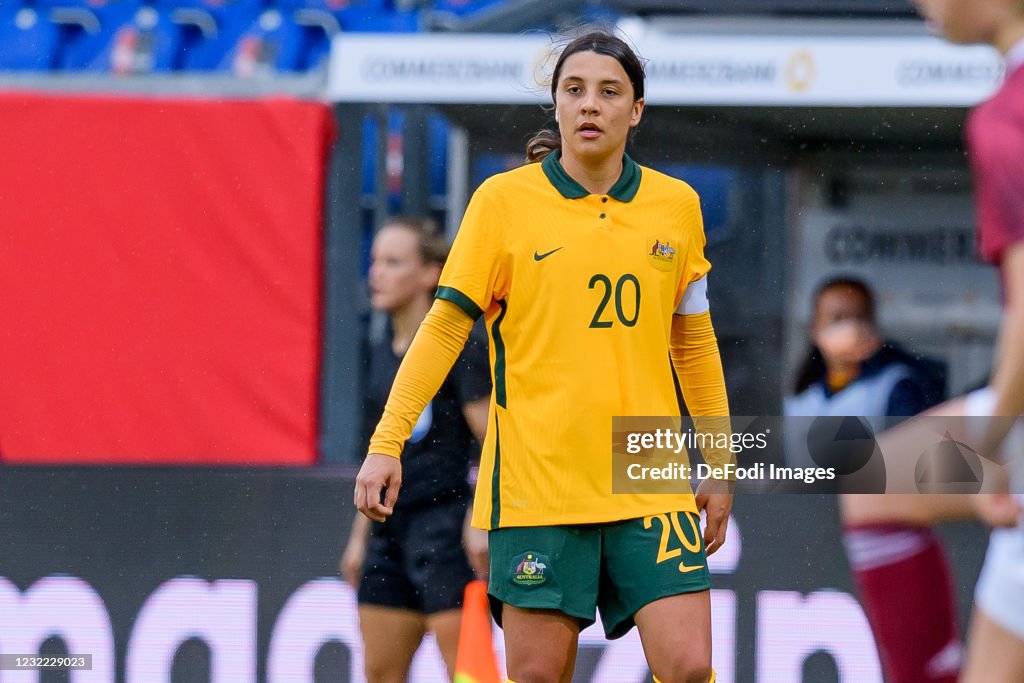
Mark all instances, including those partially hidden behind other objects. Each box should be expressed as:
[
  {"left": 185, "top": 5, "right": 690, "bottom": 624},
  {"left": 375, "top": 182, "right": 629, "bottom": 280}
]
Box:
[{"left": 904, "top": 1, "right": 1024, "bottom": 681}]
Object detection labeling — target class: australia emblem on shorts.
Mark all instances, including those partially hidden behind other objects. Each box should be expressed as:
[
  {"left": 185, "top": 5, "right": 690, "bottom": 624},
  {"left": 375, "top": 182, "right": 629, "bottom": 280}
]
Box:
[
  {"left": 649, "top": 239, "right": 676, "bottom": 263},
  {"left": 511, "top": 552, "right": 548, "bottom": 586}
]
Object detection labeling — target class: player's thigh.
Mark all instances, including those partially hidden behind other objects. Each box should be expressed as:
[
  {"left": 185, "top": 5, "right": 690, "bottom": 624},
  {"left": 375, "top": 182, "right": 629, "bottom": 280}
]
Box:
[
  {"left": 966, "top": 525, "right": 1024, "bottom": 682},
  {"left": 405, "top": 498, "right": 476, "bottom": 615},
  {"left": 426, "top": 608, "right": 462, "bottom": 679},
  {"left": 358, "top": 517, "right": 425, "bottom": 614},
  {"left": 961, "top": 608, "right": 1024, "bottom": 683},
  {"left": 358, "top": 604, "right": 425, "bottom": 683},
  {"left": 487, "top": 524, "right": 600, "bottom": 628},
  {"left": 502, "top": 605, "right": 580, "bottom": 683},
  {"left": 598, "top": 511, "right": 711, "bottom": 640},
  {"left": 634, "top": 590, "right": 713, "bottom": 683},
  {"left": 488, "top": 525, "right": 598, "bottom": 683}
]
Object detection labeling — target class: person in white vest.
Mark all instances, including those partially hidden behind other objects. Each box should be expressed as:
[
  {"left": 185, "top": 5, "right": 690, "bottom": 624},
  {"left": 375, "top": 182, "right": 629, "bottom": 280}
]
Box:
[
  {"left": 903, "top": 1, "right": 1024, "bottom": 681},
  {"left": 785, "top": 276, "right": 958, "bottom": 683}
]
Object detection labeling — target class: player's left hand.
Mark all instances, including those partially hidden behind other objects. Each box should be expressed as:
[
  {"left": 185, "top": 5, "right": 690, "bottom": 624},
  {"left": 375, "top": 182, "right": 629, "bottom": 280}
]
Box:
[
  {"left": 695, "top": 478, "right": 734, "bottom": 556},
  {"left": 339, "top": 538, "right": 367, "bottom": 589},
  {"left": 462, "top": 508, "right": 489, "bottom": 579}
]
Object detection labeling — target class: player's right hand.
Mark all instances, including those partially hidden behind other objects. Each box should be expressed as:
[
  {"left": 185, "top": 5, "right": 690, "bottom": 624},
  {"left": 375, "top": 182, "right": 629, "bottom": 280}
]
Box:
[
  {"left": 354, "top": 453, "right": 402, "bottom": 522},
  {"left": 462, "top": 510, "right": 489, "bottom": 580},
  {"left": 695, "top": 477, "right": 734, "bottom": 556},
  {"left": 972, "top": 493, "right": 1022, "bottom": 528}
]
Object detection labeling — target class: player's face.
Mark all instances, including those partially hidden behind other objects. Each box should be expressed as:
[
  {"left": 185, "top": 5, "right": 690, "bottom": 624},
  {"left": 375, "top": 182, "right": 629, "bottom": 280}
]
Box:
[
  {"left": 554, "top": 50, "right": 644, "bottom": 166},
  {"left": 812, "top": 286, "right": 880, "bottom": 365},
  {"left": 911, "top": 0, "right": 1009, "bottom": 44},
  {"left": 813, "top": 286, "right": 873, "bottom": 333},
  {"left": 368, "top": 226, "right": 439, "bottom": 313}
]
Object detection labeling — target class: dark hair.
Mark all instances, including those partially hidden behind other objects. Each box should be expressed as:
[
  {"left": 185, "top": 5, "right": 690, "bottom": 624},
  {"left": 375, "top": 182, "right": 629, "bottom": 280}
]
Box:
[
  {"left": 814, "top": 276, "right": 876, "bottom": 322},
  {"left": 379, "top": 216, "right": 449, "bottom": 267},
  {"left": 525, "top": 30, "right": 646, "bottom": 163},
  {"left": 791, "top": 276, "right": 877, "bottom": 394}
]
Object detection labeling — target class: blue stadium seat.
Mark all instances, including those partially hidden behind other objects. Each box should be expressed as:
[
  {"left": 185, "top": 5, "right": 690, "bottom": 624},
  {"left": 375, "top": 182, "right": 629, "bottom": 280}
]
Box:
[
  {"left": 0, "top": 5, "right": 59, "bottom": 69},
  {"left": 0, "top": 0, "right": 423, "bottom": 74},
  {"left": 431, "top": 0, "right": 504, "bottom": 17},
  {"left": 278, "top": 0, "right": 420, "bottom": 32},
  {"left": 241, "top": 0, "right": 420, "bottom": 74},
  {"left": 343, "top": 6, "right": 418, "bottom": 32},
  {"left": 284, "top": 6, "right": 338, "bottom": 70},
  {"left": 218, "top": 2, "right": 337, "bottom": 74},
  {"left": 150, "top": 0, "right": 266, "bottom": 71},
  {"left": 36, "top": 0, "right": 144, "bottom": 71},
  {"left": 101, "top": 7, "right": 177, "bottom": 74},
  {"left": 221, "top": 8, "right": 311, "bottom": 74}
]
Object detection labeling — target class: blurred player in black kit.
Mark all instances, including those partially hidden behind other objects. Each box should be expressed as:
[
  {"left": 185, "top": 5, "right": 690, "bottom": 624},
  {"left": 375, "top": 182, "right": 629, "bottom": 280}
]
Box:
[{"left": 340, "top": 217, "right": 490, "bottom": 682}]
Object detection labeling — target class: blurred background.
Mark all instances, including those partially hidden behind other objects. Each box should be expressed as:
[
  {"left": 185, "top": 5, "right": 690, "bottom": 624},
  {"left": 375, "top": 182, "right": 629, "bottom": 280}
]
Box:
[{"left": 0, "top": 1, "right": 1003, "bottom": 681}]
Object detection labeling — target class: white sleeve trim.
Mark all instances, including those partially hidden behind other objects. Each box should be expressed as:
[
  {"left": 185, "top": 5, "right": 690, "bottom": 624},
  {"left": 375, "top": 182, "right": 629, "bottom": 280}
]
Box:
[{"left": 675, "top": 274, "right": 710, "bottom": 315}]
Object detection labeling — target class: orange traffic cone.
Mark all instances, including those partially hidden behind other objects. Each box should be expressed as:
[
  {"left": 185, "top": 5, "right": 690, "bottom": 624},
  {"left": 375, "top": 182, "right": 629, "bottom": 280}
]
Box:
[{"left": 454, "top": 579, "right": 502, "bottom": 683}]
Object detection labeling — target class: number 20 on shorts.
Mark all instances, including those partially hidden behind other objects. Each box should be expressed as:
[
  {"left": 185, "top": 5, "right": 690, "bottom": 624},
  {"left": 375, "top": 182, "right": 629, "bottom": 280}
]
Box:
[{"left": 644, "top": 512, "right": 704, "bottom": 573}]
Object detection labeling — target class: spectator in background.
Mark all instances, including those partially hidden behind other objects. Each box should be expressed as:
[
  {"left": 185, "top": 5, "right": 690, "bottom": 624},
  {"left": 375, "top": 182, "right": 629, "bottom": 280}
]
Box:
[
  {"left": 339, "top": 217, "right": 490, "bottom": 683},
  {"left": 785, "top": 276, "right": 960, "bottom": 683},
  {"left": 787, "top": 277, "right": 945, "bottom": 421}
]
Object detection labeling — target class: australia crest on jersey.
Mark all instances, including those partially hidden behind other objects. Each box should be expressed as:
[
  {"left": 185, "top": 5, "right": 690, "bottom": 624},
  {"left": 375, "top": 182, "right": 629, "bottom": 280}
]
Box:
[{"left": 647, "top": 238, "right": 677, "bottom": 271}]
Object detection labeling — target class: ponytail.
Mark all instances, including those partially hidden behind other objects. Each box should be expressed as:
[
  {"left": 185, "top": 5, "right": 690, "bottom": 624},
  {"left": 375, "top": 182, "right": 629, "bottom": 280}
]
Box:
[{"left": 525, "top": 128, "right": 561, "bottom": 163}]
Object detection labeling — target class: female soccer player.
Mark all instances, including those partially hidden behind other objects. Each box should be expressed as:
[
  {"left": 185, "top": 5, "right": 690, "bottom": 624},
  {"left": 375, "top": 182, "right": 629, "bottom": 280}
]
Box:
[
  {"left": 354, "top": 30, "right": 731, "bottom": 683},
  {"left": 340, "top": 217, "right": 490, "bottom": 682},
  {"left": 896, "top": 1, "right": 1024, "bottom": 680}
]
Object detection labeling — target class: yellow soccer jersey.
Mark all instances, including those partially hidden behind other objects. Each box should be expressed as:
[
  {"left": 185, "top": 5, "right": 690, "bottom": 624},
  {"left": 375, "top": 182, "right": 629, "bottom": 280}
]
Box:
[{"left": 438, "top": 152, "right": 713, "bottom": 529}]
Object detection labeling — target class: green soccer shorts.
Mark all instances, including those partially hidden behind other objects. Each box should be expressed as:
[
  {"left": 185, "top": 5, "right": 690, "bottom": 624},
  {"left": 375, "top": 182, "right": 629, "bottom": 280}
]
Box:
[{"left": 487, "top": 511, "right": 712, "bottom": 639}]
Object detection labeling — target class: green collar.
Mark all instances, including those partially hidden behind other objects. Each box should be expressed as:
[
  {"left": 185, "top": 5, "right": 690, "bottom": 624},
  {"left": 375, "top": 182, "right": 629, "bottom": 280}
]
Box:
[{"left": 541, "top": 151, "right": 641, "bottom": 202}]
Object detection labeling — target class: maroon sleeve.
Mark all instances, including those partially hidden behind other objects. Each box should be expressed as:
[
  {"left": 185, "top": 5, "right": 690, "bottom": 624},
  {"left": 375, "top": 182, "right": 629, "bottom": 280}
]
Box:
[{"left": 968, "top": 70, "right": 1024, "bottom": 264}]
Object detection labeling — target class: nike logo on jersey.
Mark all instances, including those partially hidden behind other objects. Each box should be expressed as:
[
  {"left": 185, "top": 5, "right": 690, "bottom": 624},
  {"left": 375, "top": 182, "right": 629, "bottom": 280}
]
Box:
[
  {"left": 534, "top": 247, "right": 563, "bottom": 261},
  {"left": 678, "top": 562, "right": 706, "bottom": 574}
]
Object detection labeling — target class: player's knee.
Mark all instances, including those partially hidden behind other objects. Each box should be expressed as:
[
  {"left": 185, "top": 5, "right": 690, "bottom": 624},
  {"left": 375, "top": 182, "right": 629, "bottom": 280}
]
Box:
[
  {"left": 687, "top": 665, "right": 715, "bottom": 683},
  {"left": 363, "top": 659, "right": 405, "bottom": 683},
  {"left": 509, "top": 659, "right": 568, "bottom": 683},
  {"left": 654, "top": 658, "right": 713, "bottom": 683}
]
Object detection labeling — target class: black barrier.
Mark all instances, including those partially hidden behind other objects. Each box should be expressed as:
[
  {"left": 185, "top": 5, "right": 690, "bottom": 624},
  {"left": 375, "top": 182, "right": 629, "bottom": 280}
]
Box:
[{"left": 0, "top": 467, "right": 989, "bottom": 682}]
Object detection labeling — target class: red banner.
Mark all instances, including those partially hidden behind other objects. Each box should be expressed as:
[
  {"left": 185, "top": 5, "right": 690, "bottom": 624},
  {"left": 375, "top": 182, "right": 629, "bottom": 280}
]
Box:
[{"left": 0, "top": 93, "right": 334, "bottom": 464}]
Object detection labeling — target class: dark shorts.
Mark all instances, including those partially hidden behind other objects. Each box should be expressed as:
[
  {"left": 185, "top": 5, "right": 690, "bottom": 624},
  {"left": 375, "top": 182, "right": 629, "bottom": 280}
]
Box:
[
  {"left": 357, "top": 496, "right": 475, "bottom": 615},
  {"left": 488, "top": 511, "right": 712, "bottom": 639}
]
